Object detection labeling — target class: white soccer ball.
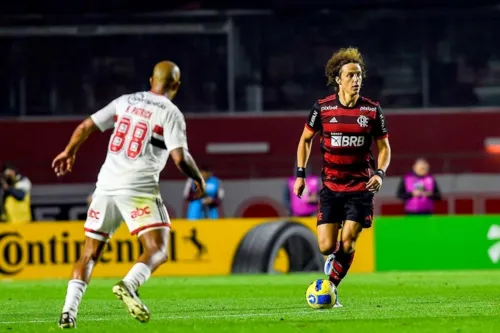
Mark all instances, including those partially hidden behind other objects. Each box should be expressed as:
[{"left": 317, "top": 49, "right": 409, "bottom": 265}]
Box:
[{"left": 305, "top": 279, "right": 337, "bottom": 309}]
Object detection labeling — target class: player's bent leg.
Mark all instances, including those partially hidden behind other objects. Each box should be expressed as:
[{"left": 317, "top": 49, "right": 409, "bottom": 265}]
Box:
[
  {"left": 317, "top": 222, "right": 341, "bottom": 275},
  {"left": 328, "top": 220, "right": 363, "bottom": 287},
  {"left": 72, "top": 236, "right": 108, "bottom": 282},
  {"left": 317, "top": 223, "right": 341, "bottom": 255},
  {"left": 329, "top": 191, "right": 373, "bottom": 286},
  {"left": 324, "top": 221, "right": 362, "bottom": 308},
  {"left": 59, "top": 194, "right": 120, "bottom": 328},
  {"left": 324, "top": 221, "right": 361, "bottom": 307},
  {"left": 317, "top": 187, "right": 345, "bottom": 276},
  {"left": 112, "top": 195, "right": 171, "bottom": 323},
  {"left": 136, "top": 226, "right": 170, "bottom": 271},
  {"left": 59, "top": 236, "right": 107, "bottom": 329},
  {"left": 113, "top": 227, "right": 170, "bottom": 323}
]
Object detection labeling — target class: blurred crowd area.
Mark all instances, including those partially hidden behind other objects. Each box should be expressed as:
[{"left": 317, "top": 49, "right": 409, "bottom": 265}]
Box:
[{"left": 1, "top": 9, "right": 500, "bottom": 116}]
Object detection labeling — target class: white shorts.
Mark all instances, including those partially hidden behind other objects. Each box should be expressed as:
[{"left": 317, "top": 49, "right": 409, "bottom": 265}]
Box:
[{"left": 84, "top": 194, "right": 171, "bottom": 241}]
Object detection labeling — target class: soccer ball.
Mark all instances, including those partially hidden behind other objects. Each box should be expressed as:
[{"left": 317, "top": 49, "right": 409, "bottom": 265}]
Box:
[{"left": 305, "top": 279, "right": 337, "bottom": 309}]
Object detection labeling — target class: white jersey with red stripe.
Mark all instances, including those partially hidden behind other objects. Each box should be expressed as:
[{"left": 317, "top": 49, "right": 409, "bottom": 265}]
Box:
[{"left": 90, "top": 91, "right": 188, "bottom": 198}]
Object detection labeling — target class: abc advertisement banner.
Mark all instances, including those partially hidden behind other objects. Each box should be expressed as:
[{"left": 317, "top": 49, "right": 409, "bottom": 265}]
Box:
[
  {"left": 374, "top": 215, "right": 500, "bottom": 271},
  {"left": 0, "top": 218, "right": 374, "bottom": 281}
]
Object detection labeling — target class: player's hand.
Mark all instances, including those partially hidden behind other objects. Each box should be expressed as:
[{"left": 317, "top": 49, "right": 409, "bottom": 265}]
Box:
[
  {"left": 52, "top": 151, "right": 76, "bottom": 177},
  {"left": 366, "top": 175, "right": 383, "bottom": 193},
  {"left": 293, "top": 177, "right": 306, "bottom": 198}
]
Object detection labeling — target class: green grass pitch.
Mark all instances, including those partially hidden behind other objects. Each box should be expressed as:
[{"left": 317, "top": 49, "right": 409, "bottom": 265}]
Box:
[{"left": 1, "top": 271, "right": 499, "bottom": 332}]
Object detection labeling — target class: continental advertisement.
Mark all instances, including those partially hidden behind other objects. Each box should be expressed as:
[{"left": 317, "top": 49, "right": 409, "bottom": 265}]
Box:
[
  {"left": 3, "top": 215, "right": 498, "bottom": 281},
  {"left": 0, "top": 218, "right": 374, "bottom": 281}
]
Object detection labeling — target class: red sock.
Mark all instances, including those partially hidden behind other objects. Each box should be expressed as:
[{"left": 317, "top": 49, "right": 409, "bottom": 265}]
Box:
[{"left": 329, "top": 242, "right": 355, "bottom": 287}]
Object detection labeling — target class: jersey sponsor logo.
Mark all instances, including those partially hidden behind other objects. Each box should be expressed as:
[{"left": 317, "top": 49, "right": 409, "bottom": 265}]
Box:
[
  {"left": 88, "top": 209, "right": 100, "bottom": 220},
  {"left": 131, "top": 206, "right": 151, "bottom": 219},
  {"left": 309, "top": 110, "right": 318, "bottom": 127},
  {"left": 360, "top": 106, "right": 377, "bottom": 112},
  {"left": 321, "top": 105, "right": 338, "bottom": 111},
  {"left": 128, "top": 92, "right": 167, "bottom": 110},
  {"left": 357, "top": 115, "right": 369, "bottom": 128},
  {"left": 330, "top": 117, "right": 338, "bottom": 123},
  {"left": 379, "top": 113, "right": 387, "bottom": 131},
  {"left": 331, "top": 135, "right": 365, "bottom": 147}
]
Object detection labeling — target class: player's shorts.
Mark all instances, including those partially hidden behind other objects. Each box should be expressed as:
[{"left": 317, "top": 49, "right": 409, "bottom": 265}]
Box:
[
  {"left": 317, "top": 187, "right": 374, "bottom": 228},
  {"left": 84, "top": 194, "right": 171, "bottom": 242}
]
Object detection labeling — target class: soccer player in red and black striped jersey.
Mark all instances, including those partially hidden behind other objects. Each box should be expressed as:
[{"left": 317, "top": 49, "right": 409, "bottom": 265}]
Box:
[{"left": 294, "top": 47, "right": 391, "bottom": 307}]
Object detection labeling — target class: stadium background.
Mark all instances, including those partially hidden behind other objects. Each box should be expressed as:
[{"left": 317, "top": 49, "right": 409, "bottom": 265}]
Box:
[{"left": 1, "top": 0, "right": 500, "bottom": 280}]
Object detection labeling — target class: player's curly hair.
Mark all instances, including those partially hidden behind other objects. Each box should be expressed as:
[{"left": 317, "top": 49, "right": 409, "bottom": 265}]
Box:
[{"left": 325, "top": 47, "right": 366, "bottom": 90}]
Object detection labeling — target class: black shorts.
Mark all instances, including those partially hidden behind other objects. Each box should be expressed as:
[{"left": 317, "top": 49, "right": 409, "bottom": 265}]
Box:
[{"left": 317, "top": 187, "right": 374, "bottom": 228}]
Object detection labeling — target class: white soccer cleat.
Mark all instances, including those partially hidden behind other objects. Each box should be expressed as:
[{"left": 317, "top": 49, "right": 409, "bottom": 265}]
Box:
[
  {"left": 112, "top": 281, "right": 150, "bottom": 323},
  {"left": 333, "top": 288, "right": 343, "bottom": 308},
  {"left": 324, "top": 253, "right": 335, "bottom": 276}
]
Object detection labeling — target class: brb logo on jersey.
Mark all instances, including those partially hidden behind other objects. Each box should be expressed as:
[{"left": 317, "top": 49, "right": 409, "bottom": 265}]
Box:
[
  {"left": 331, "top": 133, "right": 365, "bottom": 147},
  {"left": 88, "top": 209, "right": 100, "bottom": 220},
  {"left": 131, "top": 206, "right": 151, "bottom": 219}
]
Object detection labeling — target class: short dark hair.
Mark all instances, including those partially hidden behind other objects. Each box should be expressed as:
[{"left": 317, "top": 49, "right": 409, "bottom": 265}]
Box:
[{"left": 325, "top": 47, "right": 366, "bottom": 91}]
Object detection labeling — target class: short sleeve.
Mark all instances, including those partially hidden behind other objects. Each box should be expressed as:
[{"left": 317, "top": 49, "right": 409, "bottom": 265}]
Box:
[
  {"left": 371, "top": 105, "right": 389, "bottom": 140},
  {"left": 90, "top": 99, "right": 118, "bottom": 132},
  {"left": 305, "top": 102, "right": 322, "bottom": 133},
  {"left": 163, "top": 110, "right": 188, "bottom": 152}
]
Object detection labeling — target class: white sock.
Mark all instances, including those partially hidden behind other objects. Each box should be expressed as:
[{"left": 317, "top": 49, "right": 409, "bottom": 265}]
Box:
[
  {"left": 123, "top": 263, "right": 151, "bottom": 291},
  {"left": 62, "top": 279, "right": 87, "bottom": 318}
]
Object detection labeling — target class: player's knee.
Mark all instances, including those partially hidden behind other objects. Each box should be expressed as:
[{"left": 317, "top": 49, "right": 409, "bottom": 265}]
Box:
[
  {"left": 318, "top": 238, "right": 336, "bottom": 255},
  {"left": 153, "top": 248, "right": 168, "bottom": 265},
  {"left": 341, "top": 239, "right": 355, "bottom": 254},
  {"left": 77, "top": 242, "right": 103, "bottom": 265},
  {"left": 146, "top": 244, "right": 168, "bottom": 265}
]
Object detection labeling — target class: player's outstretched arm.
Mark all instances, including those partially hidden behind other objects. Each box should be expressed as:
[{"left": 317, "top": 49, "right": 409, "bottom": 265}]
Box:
[
  {"left": 52, "top": 117, "right": 99, "bottom": 177},
  {"left": 63, "top": 117, "right": 99, "bottom": 156},
  {"left": 170, "top": 148, "right": 206, "bottom": 196}
]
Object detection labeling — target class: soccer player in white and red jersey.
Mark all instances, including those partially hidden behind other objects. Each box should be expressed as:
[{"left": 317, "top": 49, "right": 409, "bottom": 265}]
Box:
[{"left": 52, "top": 61, "right": 206, "bottom": 329}]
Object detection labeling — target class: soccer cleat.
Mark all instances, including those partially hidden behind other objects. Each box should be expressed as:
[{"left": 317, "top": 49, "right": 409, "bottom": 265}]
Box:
[
  {"left": 324, "top": 253, "right": 335, "bottom": 275},
  {"left": 58, "top": 312, "right": 76, "bottom": 329},
  {"left": 112, "top": 281, "right": 151, "bottom": 323},
  {"left": 333, "top": 287, "right": 343, "bottom": 308}
]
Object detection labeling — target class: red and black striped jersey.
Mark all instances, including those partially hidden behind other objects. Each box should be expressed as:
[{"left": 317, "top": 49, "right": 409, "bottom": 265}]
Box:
[{"left": 305, "top": 94, "right": 389, "bottom": 192}]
